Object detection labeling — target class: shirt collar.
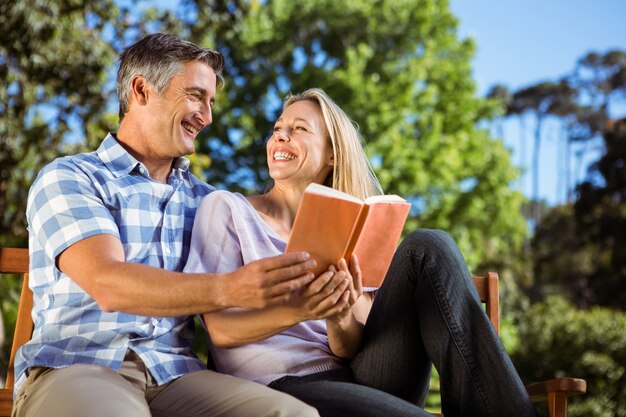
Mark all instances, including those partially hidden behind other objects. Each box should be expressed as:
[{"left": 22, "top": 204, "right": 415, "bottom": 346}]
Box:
[{"left": 97, "top": 133, "right": 191, "bottom": 180}]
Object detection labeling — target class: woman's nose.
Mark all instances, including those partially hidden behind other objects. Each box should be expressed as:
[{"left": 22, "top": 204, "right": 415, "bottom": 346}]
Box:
[{"left": 274, "top": 130, "right": 290, "bottom": 142}]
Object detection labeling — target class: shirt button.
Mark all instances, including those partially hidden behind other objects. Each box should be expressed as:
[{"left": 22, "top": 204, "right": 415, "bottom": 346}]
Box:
[{"left": 165, "top": 247, "right": 172, "bottom": 254}]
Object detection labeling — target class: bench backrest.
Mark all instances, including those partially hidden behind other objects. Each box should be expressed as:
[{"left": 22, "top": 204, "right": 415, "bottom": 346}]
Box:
[{"left": 0, "top": 248, "right": 31, "bottom": 390}]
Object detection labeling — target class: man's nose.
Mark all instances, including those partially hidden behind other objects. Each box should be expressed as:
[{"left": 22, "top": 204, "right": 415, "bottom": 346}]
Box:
[{"left": 196, "top": 105, "right": 212, "bottom": 127}]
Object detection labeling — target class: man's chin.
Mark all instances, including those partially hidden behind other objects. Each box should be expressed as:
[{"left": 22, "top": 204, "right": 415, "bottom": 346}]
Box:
[{"left": 179, "top": 138, "right": 196, "bottom": 155}]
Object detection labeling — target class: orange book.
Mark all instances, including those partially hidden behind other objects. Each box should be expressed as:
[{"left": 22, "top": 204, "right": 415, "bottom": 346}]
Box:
[{"left": 285, "top": 183, "right": 411, "bottom": 288}]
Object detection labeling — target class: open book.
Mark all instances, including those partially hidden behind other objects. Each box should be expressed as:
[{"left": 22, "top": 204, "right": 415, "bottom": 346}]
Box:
[{"left": 285, "top": 183, "right": 411, "bottom": 288}]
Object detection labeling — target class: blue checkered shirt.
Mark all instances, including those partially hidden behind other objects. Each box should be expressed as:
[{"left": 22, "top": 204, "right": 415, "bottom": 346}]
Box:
[{"left": 15, "top": 133, "right": 214, "bottom": 396}]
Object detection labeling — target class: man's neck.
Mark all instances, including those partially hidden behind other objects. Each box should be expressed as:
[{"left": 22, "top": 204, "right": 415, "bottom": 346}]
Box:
[{"left": 117, "top": 120, "right": 173, "bottom": 183}]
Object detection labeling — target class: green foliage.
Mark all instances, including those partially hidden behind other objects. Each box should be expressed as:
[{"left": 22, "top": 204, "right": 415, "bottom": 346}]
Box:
[
  {"left": 574, "top": 119, "right": 626, "bottom": 310},
  {"left": 0, "top": 0, "right": 120, "bottom": 243},
  {"left": 532, "top": 204, "right": 597, "bottom": 306},
  {"left": 0, "top": 0, "right": 531, "bottom": 388},
  {"left": 0, "top": 0, "right": 123, "bottom": 380},
  {"left": 513, "top": 296, "right": 626, "bottom": 417},
  {"left": 532, "top": 119, "right": 626, "bottom": 310},
  {"left": 166, "top": 0, "right": 529, "bottom": 272}
]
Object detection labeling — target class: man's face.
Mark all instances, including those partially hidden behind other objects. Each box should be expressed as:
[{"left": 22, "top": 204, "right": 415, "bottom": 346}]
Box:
[{"left": 142, "top": 61, "right": 217, "bottom": 159}]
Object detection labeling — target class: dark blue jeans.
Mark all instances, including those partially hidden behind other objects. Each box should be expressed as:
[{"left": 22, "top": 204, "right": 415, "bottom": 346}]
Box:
[{"left": 271, "top": 230, "right": 538, "bottom": 417}]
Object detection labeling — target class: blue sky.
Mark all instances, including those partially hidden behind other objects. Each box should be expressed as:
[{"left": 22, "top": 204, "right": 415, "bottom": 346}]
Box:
[{"left": 449, "top": 0, "right": 626, "bottom": 205}]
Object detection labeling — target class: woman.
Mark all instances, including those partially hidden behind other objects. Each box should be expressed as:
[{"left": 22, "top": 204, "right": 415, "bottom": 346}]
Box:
[{"left": 184, "top": 88, "right": 538, "bottom": 417}]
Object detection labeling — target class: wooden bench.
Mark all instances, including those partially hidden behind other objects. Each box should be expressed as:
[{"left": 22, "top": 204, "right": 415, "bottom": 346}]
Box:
[
  {"left": 1, "top": 248, "right": 32, "bottom": 417},
  {"left": 0, "top": 247, "right": 585, "bottom": 416}
]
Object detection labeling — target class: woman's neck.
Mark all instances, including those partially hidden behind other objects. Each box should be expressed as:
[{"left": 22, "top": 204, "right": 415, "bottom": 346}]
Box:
[{"left": 247, "top": 183, "right": 307, "bottom": 240}]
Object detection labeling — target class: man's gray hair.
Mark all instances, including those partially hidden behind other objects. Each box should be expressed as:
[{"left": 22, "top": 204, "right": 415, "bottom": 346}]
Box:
[{"left": 116, "top": 33, "right": 224, "bottom": 121}]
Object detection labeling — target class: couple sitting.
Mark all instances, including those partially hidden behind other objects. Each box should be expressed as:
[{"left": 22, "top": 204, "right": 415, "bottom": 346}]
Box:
[{"left": 14, "top": 33, "right": 537, "bottom": 417}]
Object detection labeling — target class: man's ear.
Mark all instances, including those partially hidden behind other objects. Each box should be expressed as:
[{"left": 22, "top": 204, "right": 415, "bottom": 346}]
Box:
[{"left": 131, "top": 76, "right": 150, "bottom": 105}]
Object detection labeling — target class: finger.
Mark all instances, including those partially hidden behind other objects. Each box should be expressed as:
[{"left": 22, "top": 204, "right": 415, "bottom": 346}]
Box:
[
  {"left": 265, "top": 258, "right": 317, "bottom": 285},
  {"left": 313, "top": 277, "right": 349, "bottom": 313},
  {"left": 304, "top": 272, "right": 345, "bottom": 307},
  {"left": 266, "top": 272, "right": 315, "bottom": 298},
  {"left": 305, "top": 270, "right": 336, "bottom": 296},
  {"left": 319, "top": 271, "right": 349, "bottom": 296},
  {"left": 321, "top": 290, "right": 351, "bottom": 318},
  {"left": 337, "top": 258, "right": 360, "bottom": 305},
  {"left": 260, "top": 252, "right": 314, "bottom": 274},
  {"left": 350, "top": 253, "right": 363, "bottom": 293},
  {"left": 337, "top": 258, "right": 349, "bottom": 272}
]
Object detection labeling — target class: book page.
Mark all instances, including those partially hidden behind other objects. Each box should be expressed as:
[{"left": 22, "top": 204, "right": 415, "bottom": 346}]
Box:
[
  {"left": 305, "top": 183, "right": 363, "bottom": 204},
  {"left": 364, "top": 194, "right": 407, "bottom": 204}
]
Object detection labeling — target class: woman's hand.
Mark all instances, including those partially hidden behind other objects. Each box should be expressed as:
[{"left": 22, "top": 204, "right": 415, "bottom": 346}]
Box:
[
  {"left": 324, "top": 254, "right": 371, "bottom": 359},
  {"left": 287, "top": 266, "right": 352, "bottom": 321},
  {"left": 333, "top": 254, "right": 364, "bottom": 319}
]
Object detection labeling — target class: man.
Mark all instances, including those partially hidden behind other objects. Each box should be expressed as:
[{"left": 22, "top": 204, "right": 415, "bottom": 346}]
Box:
[{"left": 13, "top": 33, "right": 319, "bottom": 417}]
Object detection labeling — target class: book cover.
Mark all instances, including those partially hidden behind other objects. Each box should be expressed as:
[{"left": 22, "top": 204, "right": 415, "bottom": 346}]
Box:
[{"left": 285, "top": 183, "right": 411, "bottom": 287}]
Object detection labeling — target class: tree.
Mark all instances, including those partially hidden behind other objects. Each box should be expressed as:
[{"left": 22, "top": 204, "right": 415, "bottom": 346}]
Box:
[
  {"left": 574, "top": 118, "right": 626, "bottom": 309},
  {"left": 529, "top": 50, "right": 626, "bottom": 309},
  {"left": 0, "top": 0, "right": 122, "bottom": 245},
  {"left": 572, "top": 50, "right": 626, "bottom": 114},
  {"left": 0, "top": 0, "right": 125, "bottom": 381},
  {"left": 162, "top": 0, "right": 529, "bottom": 270},
  {"left": 512, "top": 296, "right": 626, "bottom": 417},
  {"left": 1, "top": 0, "right": 529, "bottom": 276},
  {"left": 0, "top": 0, "right": 530, "bottom": 383},
  {"left": 505, "top": 80, "right": 577, "bottom": 224}
]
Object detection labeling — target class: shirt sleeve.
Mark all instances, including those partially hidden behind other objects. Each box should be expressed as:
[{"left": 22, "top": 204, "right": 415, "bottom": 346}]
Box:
[
  {"left": 27, "top": 158, "right": 120, "bottom": 261},
  {"left": 183, "top": 191, "right": 244, "bottom": 274}
]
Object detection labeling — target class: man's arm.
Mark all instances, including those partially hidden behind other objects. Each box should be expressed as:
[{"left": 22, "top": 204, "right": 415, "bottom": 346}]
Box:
[{"left": 58, "top": 234, "right": 316, "bottom": 316}]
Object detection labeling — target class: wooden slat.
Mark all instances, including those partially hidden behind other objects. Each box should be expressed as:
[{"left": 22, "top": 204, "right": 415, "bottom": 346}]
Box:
[
  {"left": 472, "top": 272, "right": 500, "bottom": 335},
  {"left": 6, "top": 273, "right": 33, "bottom": 390},
  {"left": 0, "top": 389, "right": 13, "bottom": 417},
  {"left": 526, "top": 377, "right": 587, "bottom": 401},
  {"left": 0, "top": 247, "right": 31, "bottom": 416},
  {"left": 548, "top": 392, "right": 568, "bottom": 417},
  {"left": 0, "top": 248, "right": 28, "bottom": 273}
]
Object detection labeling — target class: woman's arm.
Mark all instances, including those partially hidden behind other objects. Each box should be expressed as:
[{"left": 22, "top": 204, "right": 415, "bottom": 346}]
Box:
[
  {"left": 204, "top": 267, "right": 352, "bottom": 347},
  {"left": 325, "top": 255, "right": 374, "bottom": 359}
]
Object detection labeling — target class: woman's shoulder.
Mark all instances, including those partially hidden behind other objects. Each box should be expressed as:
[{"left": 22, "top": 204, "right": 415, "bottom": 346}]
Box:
[
  {"left": 199, "top": 189, "right": 251, "bottom": 211},
  {"left": 196, "top": 190, "right": 261, "bottom": 226}
]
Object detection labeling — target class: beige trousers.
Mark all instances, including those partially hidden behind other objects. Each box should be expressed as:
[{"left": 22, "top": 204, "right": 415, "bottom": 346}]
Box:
[{"left": 12, "top": 351, "right": 318, "bottom": 417}]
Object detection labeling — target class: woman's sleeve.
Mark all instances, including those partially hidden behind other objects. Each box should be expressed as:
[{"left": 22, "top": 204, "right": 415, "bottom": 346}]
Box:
[{"left": 183, "top": 191, "right": 244, "bottom": 274}]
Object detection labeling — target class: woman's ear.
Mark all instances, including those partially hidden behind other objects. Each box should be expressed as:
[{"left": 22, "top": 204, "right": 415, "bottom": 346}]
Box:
[{"left": 327, "top": 152, "right": 335, "bottom": 167}]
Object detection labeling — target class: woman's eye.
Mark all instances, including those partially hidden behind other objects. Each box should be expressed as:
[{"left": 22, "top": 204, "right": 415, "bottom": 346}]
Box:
[
  {"left": 273, "top": 126, "right": 281, "bottom": 132},
  {"left": 294, "top": 126, "right": 307, "bottom": 132}
]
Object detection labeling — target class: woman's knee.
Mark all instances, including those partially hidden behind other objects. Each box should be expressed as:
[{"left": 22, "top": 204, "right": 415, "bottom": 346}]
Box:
[{"left": 401, "top": 229, "right": 456, "bottom": 253}]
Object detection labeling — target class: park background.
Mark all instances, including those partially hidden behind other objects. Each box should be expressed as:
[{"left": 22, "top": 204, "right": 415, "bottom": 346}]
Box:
[{"left": 1, "top": 1, "right": 625, "bottom": 416}]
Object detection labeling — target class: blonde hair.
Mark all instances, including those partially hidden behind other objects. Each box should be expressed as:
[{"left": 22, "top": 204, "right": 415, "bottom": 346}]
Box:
[{"left": 283, "top": 88, "right": 383, "bottom": 199}]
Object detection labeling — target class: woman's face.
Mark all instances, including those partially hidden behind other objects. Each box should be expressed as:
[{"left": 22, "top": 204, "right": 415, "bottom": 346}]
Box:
[{"left": 267, "top": 100, "right": 333, "bottom": 187}]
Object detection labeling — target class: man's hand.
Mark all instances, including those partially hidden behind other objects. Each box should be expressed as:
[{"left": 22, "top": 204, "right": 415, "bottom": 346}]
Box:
[{"left": 223, "top": 252, "right": 317, "bottom": 309}]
